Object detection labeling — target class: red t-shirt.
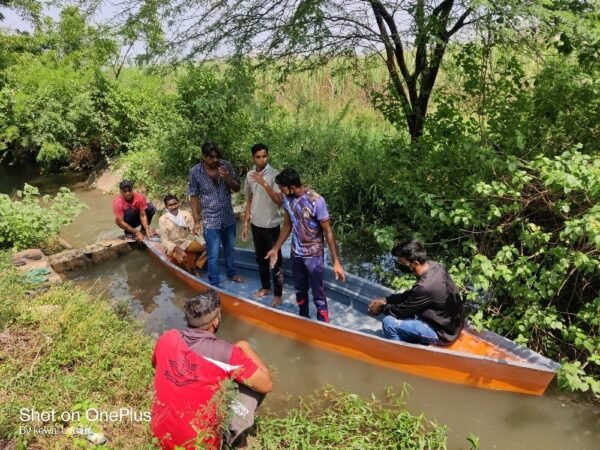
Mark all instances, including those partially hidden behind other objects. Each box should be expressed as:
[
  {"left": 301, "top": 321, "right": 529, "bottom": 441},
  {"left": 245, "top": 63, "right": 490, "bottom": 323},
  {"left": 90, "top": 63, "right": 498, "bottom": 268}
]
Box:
[
  {"left": 112, "top": 192, "right": 147, "bottom": 218},
  {"left": 151, "top": 330, "right": 258, "bottom": 450}
]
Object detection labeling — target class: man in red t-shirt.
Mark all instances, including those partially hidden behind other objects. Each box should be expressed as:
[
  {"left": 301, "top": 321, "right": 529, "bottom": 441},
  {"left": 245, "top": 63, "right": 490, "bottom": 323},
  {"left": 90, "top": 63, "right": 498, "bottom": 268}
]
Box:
[
  {"left": 151, "top": 290, "right": 273, "bottom": 450},
  {"left": 112, "top": 180, "right": 156, "bottom": 241}
]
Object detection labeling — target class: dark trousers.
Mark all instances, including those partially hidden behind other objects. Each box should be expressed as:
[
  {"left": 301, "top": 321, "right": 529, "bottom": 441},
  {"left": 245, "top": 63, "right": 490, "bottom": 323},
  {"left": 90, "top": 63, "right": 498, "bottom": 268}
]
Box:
[
  {"left": 292, "top": 255, "right": 328, "bottom": 322},
  {"left": 123, "top": 203, "right": 156, "bottom": 229},
  {"left": 251, "top": 224, "right": 283, "bottom": 297}
]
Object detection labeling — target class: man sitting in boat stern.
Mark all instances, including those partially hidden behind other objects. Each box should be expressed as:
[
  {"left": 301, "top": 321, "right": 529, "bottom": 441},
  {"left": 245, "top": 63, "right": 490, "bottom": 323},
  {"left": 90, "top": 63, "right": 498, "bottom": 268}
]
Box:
[
  {"left": 241, "top": 143, "right": 284, "bottom": 307},
  {"left": 367, "top": 239, "right": 464, "bottom": 346},
  {"left": 158, "top": 194, "right": 207, "bottom": 275},
  {"left": 265, "top": 167, "right": 345, "bottom": 323},
  {"left": 112, "top": 179, "right": 156, "bottom": 241},
  {"left": 151, "top": 290, "right": 273, "bottom": 450}
]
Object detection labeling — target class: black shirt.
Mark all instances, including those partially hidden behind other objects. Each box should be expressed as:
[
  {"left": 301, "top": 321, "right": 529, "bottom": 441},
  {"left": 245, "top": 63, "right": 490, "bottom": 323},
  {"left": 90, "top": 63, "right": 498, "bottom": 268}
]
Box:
[{"left": 383, "top": 261, "right": 464, "bottom": 343}]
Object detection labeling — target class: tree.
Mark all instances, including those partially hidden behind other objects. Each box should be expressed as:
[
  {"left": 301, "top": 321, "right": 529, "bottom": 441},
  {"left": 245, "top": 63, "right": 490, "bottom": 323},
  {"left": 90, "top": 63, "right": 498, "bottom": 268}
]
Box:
[
  {"left": 0, "top": 0, "right": 41, "bottom": 23},
  {"left": 115, "top": 1, "right": 500, "bottom": 140},
  {"left": 120, "top": 0, "right": 596, "bottom": 141}
]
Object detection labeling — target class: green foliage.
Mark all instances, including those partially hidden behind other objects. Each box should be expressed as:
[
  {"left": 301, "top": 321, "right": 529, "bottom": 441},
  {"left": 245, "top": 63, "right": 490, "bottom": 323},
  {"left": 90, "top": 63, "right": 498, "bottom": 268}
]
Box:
[
  {"left": 0, "top": 7, "right": 155, "bottom": 169},
  {"left": 350, "top": 34, "right": 600, "bottom": 397},
  {"left": 254, "top": 386, "right": 447, "bottom": 449},
  {"left": 0, "top": 184, "right": 85, "bottom": 250},
  {"left": 0, "top": 258, "right": 156, "bottom": 449}
]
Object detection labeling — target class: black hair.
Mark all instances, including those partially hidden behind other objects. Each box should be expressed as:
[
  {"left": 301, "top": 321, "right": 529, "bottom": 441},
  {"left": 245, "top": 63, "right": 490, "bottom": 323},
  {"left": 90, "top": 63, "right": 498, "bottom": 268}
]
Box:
[
  {"left": 119, "top": 180, "right": 133, "bottom": 190},
  {"left": 201, "top": 141, "right": 221, "bottom": 158},
  {"left": 251, "top": 143, "right": 269, "bottom": 155},
  {"left": 391, "top": 239, "right": 428, "bottom": 263},
  {"left": 275, "top": 167, "right": 302, "bottom": 188},
  {"left": 163, "top": 193, "right": 179, "bottom": 206},
  {"left": 184, "top": 290, "right": 221, "bottom": 329}
]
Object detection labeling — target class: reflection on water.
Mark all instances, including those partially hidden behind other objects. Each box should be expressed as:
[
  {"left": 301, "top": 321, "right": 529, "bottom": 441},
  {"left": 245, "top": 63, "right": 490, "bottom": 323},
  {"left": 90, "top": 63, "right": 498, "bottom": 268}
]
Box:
[{"left": 67, "top": 250, "right": 600, "bottom": 450}]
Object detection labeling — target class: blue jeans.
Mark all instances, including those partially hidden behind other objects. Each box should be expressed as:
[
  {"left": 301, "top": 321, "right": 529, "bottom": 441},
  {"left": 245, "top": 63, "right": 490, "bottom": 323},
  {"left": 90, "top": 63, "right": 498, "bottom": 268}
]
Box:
[
  {"left": 204, "top": 223, "right": 237, "bottom": 286},
  {"left": 382, "top": 315, "right": 441, "bottom": 345}
]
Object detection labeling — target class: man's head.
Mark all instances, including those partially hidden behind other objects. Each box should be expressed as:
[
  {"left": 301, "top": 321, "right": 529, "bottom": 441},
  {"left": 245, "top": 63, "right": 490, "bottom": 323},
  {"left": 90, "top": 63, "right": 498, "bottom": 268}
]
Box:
[
  {"left": 119, "top": 180, "right": 134, "bottom": 202},
  {"left": 251, "top": 143, "right": 269, "bottom": 171},
  {"left": 184, "top": 290, "right": 221, "bottom": 332},
  {"left": 164, "top": 194, "right": 179, "bottom": 215},
  {"left": 201, "top": 142, "right": 221, "bottom": 169},
  {"left": 275, "top": 168, "right": 302, "bottom": 198},
  {"left": 391, "top": 239, "right": 428, "bottom": 275}
]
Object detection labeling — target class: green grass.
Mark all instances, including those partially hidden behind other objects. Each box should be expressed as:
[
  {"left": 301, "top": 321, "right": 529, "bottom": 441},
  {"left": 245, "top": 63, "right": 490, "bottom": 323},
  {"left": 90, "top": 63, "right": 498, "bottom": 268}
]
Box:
[
  {"left": 251, "top": 386, "right": 448, "bottom": 449},
  {"left": 0, "top": 254, "right": 156, "bottom": 449}
]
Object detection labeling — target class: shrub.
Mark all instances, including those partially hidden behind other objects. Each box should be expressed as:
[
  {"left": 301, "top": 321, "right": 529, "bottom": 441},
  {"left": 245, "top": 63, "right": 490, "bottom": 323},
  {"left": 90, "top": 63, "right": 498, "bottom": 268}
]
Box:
[{"left": 0, "top": 184, "right": 85, "bottom": 250}]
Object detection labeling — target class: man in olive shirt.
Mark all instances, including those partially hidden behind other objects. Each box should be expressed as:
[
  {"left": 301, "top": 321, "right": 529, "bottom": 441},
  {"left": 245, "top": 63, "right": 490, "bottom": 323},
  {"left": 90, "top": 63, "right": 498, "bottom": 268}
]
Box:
[{"left": 368, "top": 239, "right": 464, "bottom": 345}]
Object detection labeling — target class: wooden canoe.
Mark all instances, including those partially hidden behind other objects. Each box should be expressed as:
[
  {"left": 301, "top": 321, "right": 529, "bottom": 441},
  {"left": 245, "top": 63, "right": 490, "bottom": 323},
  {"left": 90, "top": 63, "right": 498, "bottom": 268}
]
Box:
[{"left": 145, "top": 240, "right": 559, "bottom": 396}]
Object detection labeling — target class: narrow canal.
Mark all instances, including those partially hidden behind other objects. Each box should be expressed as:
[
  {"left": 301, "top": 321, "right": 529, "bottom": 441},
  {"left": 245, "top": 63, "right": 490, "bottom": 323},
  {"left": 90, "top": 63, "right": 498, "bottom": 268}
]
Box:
[{"left": 2, "top": 166, "right": 599, "bottom": 449}]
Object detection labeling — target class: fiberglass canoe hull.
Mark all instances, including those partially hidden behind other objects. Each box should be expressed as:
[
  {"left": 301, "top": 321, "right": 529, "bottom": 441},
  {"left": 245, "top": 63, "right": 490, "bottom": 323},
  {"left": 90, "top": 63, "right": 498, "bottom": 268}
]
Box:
[{"left": 145, "top": 241, "right": 558, "bottom": 396}]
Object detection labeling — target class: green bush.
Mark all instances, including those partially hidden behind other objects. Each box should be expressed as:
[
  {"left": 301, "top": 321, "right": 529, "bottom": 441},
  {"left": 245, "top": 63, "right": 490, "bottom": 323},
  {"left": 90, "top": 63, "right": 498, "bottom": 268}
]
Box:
[{"left": 0, "top": 184, "right": 84, "bottom": 250}]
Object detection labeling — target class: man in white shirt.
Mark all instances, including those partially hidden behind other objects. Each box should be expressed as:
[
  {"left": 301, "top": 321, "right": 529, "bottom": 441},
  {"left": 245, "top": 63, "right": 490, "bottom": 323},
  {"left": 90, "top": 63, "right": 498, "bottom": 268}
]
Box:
[{"left": 241, "top": 143, "right": 284, "bottom": 306}]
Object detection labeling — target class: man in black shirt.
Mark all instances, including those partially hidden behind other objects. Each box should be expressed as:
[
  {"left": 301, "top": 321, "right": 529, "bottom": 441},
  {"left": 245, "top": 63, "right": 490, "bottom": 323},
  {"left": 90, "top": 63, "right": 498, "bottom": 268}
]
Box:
[{"left": 368, "top": 240, "right": 464, "bottom": 345}]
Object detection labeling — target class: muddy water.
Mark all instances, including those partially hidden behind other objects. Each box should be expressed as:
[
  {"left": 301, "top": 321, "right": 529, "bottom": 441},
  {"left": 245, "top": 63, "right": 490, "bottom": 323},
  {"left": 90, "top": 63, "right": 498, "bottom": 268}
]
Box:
[{"left": 3, "top": 166, "right": 600, "bottom": 449}]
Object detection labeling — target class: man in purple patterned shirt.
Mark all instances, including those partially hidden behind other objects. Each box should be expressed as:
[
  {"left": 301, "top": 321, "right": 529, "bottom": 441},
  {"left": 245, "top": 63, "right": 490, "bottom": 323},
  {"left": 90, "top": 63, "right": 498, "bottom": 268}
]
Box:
[
  {"left": 189, "top": 142, "right": 243, "bottom": 286},
  {"left": 266, "top": 168, "right": 345, "bottom": 322}
]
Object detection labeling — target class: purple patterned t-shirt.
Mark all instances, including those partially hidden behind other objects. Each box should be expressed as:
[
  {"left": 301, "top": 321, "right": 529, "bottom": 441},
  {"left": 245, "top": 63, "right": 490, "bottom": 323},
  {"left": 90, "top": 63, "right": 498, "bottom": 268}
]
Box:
[{"left": 282, "top": 190, "right": 329, "bottom": 257}]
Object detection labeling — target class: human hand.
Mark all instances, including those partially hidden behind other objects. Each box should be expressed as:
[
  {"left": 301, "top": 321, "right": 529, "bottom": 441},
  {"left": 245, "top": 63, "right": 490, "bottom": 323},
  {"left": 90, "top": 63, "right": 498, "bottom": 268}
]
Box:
[
  {"left": 333, "top": 261, "right": 345, "bottom": 282},
  {"left": 193, "top": 222, "right": 202, "bottom": 235},
  {"left": 241, "top": 223, "right": 249, "bottom": 242},
  {"left": 250, "top": 171, "right": 266, "bottom": 187},
  {"left": 135, "top": 231, "right": 144, "bottom": 242},
  {"left": 218, "top": 164, "right": 230, "bottom": 180},
  {"left": 265, "top": 249, "right": 278, "bottom": 269},
  {"left": 367, "top": 299, "right": 386, "bottom": 317},
  {"left": 174, "top": 247, "right": 186, "bottom": 264},
  {"left": 145, "top": 228, "right": 155, "bottom": 238}
]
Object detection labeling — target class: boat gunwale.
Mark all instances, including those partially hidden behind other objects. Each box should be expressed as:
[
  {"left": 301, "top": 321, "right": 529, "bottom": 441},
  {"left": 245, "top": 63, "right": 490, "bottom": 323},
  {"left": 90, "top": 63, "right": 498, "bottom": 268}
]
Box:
[{"left": 144, "top": 241, "right": 559, "bottom": 375}]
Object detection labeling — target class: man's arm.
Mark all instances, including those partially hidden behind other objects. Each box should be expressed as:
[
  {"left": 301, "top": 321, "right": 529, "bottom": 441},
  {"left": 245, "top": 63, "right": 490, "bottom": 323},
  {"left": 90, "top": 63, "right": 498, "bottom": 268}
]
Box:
[
  {"left": 241, "top": 192, "right": 253, "bottom": 242},
  {"left": 218, "top": 162, "right": 241, "bottom": 192},
  {"left": 159, "top": 218, "right": 186, "bottom": 262},
  {"left": 250, "top": 172, "right": 283, "bottom": 206},
  {"left": 367, "top": 286, "right": 414, "bottom": 317},
  {"left": 234, "top": 340, "right": 273, "bottom": 394},
  {"left": 139, "top": 208, "right": 154, "bottom": 237},
  {"left": 190, "top": 195, "right": 202, "bottom": 234},
  {"left": 383, "top": 285, "right": 431, "bottom": 318},
  {"left": 115, "top": 215, "right": 144, "bottom": 241},
  {"left": 265, "top": 210, "right": 292, "bottom": 267},
  {"left": 320, "top": 219, "right": 345, "bottom": 282}
]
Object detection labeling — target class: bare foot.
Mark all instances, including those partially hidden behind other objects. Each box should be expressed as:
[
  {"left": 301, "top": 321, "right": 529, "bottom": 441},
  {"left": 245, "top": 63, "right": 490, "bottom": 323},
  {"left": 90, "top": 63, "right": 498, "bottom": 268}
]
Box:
[
  {"left": 271, "top": 296, "right": 282, "bottom": 307},
  {"left": 254, "top": 289, "right": 271, "bottom": 298}
]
